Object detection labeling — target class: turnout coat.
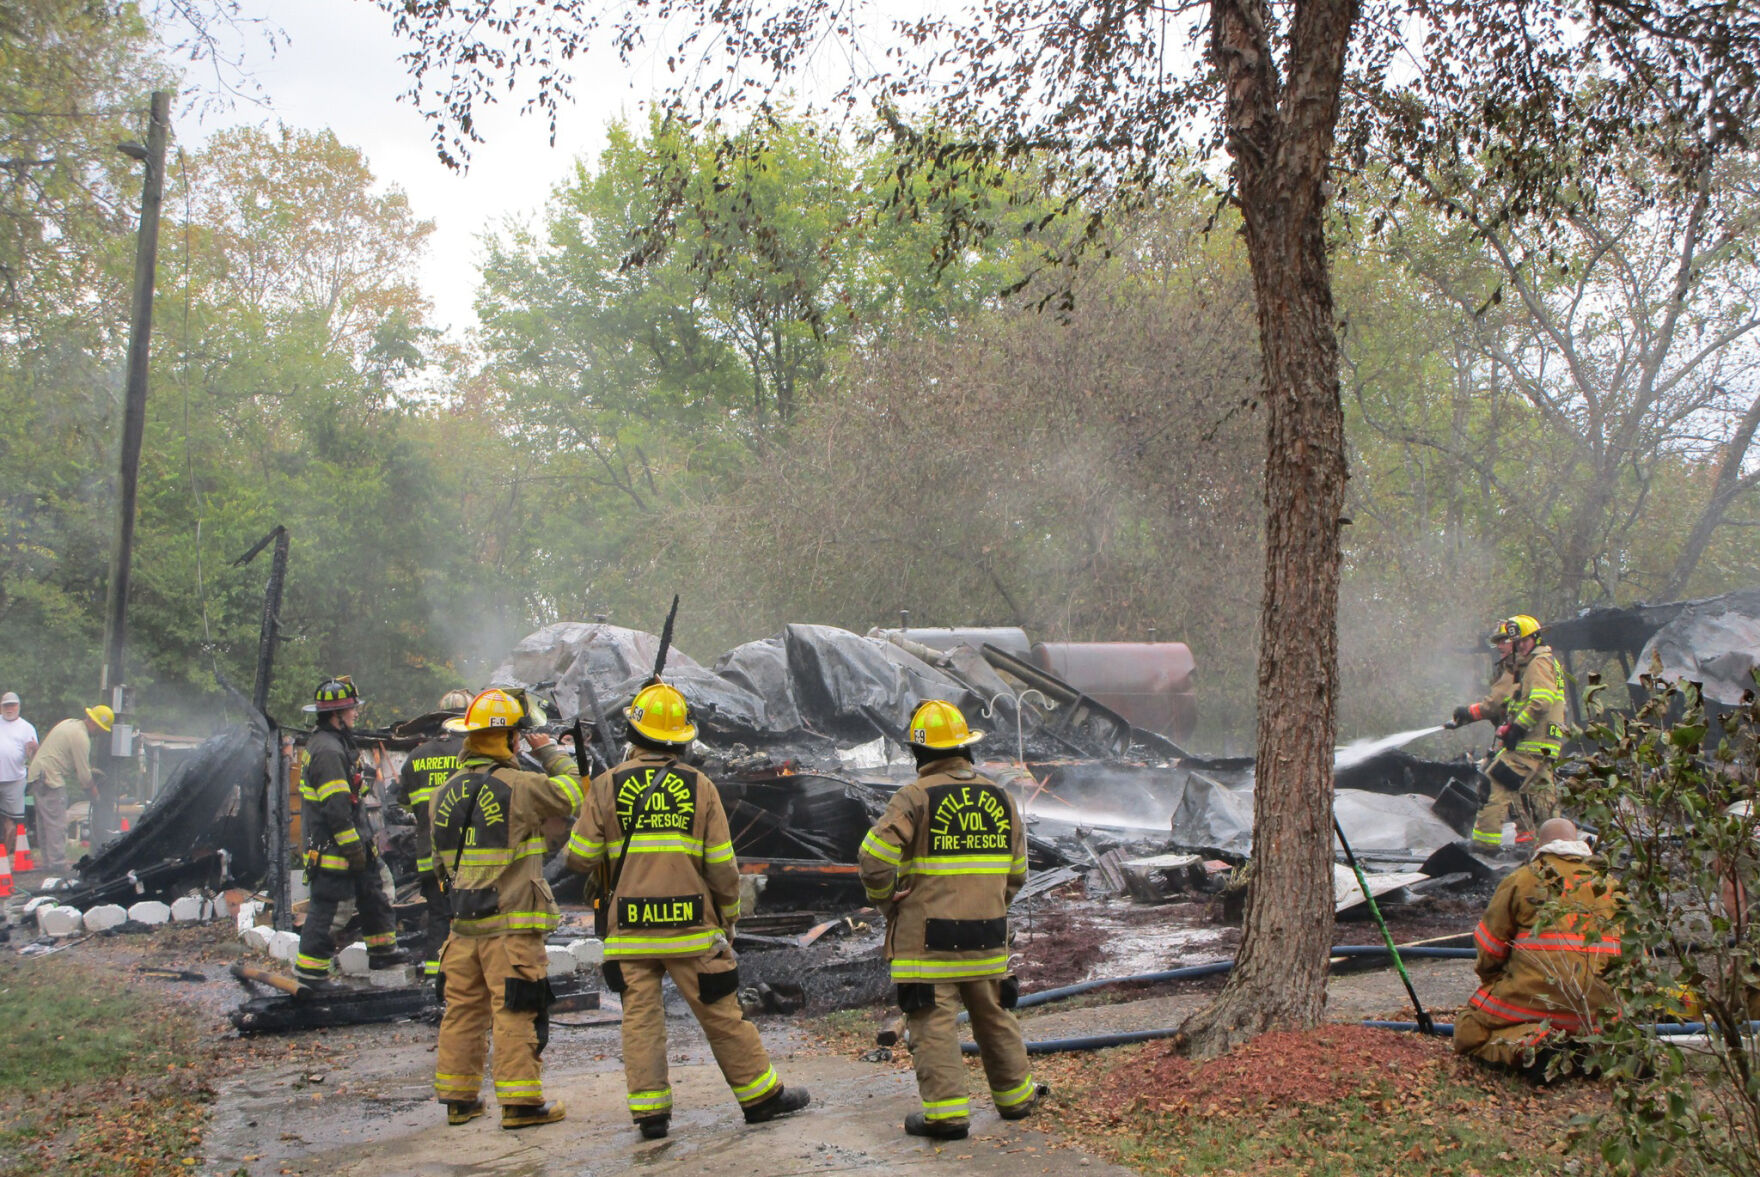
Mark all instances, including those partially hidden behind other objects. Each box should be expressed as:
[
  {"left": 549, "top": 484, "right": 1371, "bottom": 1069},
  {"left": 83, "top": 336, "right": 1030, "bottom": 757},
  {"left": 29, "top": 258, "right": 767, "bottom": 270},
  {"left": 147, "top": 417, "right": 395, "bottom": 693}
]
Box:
[{"left": 858, "top": 756, "right": 1028, "bottom": 984}]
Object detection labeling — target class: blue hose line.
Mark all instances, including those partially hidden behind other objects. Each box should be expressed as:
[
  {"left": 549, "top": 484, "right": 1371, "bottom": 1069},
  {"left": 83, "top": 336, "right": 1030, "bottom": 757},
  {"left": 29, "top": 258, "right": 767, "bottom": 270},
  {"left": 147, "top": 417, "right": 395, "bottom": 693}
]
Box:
[
  {"left": 961, "top": 1026, "right": 1186, "bottom": 1055},
  {"left": 1361, "top": 1019, "right": 1456, "bottom": 1036}
]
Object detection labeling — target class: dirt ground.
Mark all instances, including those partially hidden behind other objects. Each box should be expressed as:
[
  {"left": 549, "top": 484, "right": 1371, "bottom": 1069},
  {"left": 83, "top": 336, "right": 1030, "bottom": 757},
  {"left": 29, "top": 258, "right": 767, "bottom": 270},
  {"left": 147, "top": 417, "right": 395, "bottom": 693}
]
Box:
[{"left": 10, "top": 888, "right": 1486, "bottom": 1177}]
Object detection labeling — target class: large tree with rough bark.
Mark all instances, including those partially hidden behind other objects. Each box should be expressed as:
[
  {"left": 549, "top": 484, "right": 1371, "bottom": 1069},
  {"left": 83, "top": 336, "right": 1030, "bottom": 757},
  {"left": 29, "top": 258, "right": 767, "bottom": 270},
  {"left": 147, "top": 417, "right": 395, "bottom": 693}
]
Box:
[{"left": 372, "top": 0, "right": 1760, "bottom": 1054}]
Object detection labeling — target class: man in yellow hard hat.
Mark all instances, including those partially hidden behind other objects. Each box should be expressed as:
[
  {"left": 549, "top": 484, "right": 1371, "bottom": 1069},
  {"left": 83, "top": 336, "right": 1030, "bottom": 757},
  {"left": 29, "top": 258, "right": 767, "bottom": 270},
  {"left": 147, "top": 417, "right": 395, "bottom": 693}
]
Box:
[
  {"left": 858, "top": 699, "right": 1045, "bottom": 1140},
  {"left": 1450, "top": 615, "right": 1568, "bottom": 858},
  {"left": 396, "top": 689, "right": 473, "bottom": 980},
  {"left": 565, "top": 680, "right": 809, "bottom": 1139},
  {"left": 25, "top": 704, "right": 111, "bottom": 874},
  {"left": 431, "top": 686, "right": 583, "bottom": 1130}
]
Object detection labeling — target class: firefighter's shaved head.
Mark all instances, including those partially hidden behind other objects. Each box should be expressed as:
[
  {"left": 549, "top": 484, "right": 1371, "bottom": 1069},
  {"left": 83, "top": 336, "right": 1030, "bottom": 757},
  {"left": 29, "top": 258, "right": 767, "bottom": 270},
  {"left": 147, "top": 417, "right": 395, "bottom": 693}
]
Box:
[{"left": 1537, "top": 817, "right": 1579, "bottom": 845}]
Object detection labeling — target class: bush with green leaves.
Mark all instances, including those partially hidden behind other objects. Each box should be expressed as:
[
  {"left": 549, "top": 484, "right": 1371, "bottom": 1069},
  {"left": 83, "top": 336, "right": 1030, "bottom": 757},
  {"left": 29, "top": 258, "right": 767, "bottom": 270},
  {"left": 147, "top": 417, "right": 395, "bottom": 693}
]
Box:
[{"left": 1567, "top": 672, "right": 1760, "bottom": 1177}]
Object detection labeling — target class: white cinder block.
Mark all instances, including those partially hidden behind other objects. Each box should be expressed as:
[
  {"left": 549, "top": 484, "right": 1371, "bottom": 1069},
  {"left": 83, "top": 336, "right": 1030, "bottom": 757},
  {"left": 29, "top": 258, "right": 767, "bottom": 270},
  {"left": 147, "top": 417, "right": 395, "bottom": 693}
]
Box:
[
  {"left": 170, "top": 896, "right": 208, "bottom": 922},
  {"left": 241, "top": 924, "right": 274, "bottom": 953},
  {"left": 568, "top": 938, "right": 605, "bottom": 966},
  {"left": 234, "top": 900, "right": 264, "bottom": 935},
  {"left": 212, "top": 894, "right": 232, "bottom": 920},
  {"left": 337, "top": 941, "right": 371, "bottom": 976},
  {"left": 368, "top": 967, "right": 406, "bottom": 988},
  {"left": 268, "top": 930, "right": 300, "bottom": 962},
  {"left": 37, "top": 906, "right": 82, "bottom": 937},
  {"left": 545, "top": 944, "right": 577, "bottom": 977},
  {"left": 126, "top": 901, "right": 171, "bottom": 926},
  {"left": 82, "top": 904, "right": 128, "bottom": 933}
]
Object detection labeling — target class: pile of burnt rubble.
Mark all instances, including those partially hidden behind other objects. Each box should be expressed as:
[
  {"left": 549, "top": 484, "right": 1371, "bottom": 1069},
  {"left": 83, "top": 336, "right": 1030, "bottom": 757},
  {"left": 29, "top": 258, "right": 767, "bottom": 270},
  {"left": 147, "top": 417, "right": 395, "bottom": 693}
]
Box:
[{"left": 19, "top": 622, "right": 1496, "bottom": 1023}]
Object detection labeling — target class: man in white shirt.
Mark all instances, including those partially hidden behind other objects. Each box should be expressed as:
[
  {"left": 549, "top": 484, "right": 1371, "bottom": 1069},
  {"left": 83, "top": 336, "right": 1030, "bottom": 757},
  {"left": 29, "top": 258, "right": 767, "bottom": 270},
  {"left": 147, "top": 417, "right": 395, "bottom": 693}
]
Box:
[{"left": 0, "top": 692, "right": 39, "bottom": 860}]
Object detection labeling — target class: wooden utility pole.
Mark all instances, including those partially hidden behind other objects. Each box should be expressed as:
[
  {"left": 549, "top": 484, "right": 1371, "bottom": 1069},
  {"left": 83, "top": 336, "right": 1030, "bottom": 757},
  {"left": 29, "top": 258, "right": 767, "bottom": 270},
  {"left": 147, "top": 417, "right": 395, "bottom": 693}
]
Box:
[{"left": 100, "top": 89, "right": 172, "bottom": 703}]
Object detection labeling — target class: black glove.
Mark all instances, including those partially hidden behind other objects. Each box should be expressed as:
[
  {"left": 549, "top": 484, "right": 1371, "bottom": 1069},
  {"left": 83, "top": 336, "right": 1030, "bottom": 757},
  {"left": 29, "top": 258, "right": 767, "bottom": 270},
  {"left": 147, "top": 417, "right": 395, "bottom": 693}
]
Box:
[
  {"left": 1451, "top": 705, "right": 1474, "bottom": 728},
  {"left": 344, "top": 844, "right": 369, "bottom": 873},
  {"left": 1499, "top": 723, "right": 1526, "bottom": 751}
]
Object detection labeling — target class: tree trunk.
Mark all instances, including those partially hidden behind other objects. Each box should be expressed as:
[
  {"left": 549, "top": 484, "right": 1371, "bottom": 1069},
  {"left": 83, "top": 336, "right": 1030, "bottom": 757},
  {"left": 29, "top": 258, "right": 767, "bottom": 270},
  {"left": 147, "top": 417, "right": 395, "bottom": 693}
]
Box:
[
  {"left": 1177, "top": 0, "right": 1356, "bottom": 1058},
  {"left": 1661, "top": 388, "right": 1760, "bottom": 600}
]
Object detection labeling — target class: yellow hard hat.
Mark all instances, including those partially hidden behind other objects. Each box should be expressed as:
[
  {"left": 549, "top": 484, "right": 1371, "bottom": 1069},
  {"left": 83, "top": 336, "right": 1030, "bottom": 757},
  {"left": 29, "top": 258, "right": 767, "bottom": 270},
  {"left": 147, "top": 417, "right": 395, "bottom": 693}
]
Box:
[
  {"left": 1488, "top": 614, "right": 1542, "bottom": 646},
  {"left": 444, "top": 688, "right": 525, "bottom": 733},
  {"left": 626, "top": 682, "right": 696, "bottom": 745},
  {"left": 438, "top": 689, "right": 473, "bottom": 713},
  {"left": 85, "top": 704, "right": 115, "bottom": 732},
  {"left": 907, "top": 699, "right": 983, "bottom": 750}
]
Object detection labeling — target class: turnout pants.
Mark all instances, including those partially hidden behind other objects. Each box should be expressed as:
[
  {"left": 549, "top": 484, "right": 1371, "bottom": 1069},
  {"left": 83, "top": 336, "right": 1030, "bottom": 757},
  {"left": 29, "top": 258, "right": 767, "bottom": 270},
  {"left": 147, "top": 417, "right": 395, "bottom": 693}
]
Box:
[
  {"left": 1472, "top": 756, "right": 1558, "bottom": 849},
  {"left": 616, "top": 953, "right": 779, "bottom": 1121},
  {"left": 295, "top": 866, "right": 398, "bottom": 980},
  {"left": 903, "top": 978, "right": 1033, "bottom": 1126},
  {"left": 434, "top": 931, "right": 551, "bottom": 1108},
  {"left": 1453, "top": 1007, "right": 1557, "bottom": 1068},
  {"left": 28, "top": 782, "right": 69, "bottom": 873},
  {"left": 418, "top": 874, "right": 452, "bottom": 978}
]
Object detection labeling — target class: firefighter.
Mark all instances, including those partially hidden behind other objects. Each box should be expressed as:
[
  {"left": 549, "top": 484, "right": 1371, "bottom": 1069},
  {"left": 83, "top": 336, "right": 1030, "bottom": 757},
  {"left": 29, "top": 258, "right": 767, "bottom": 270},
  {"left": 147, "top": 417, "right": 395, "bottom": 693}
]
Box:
[
  {"left": 565, "top": 681, "right": 809, "bottom": 1140},
  {"left": 431, "top": 687, "right": 583, "bottom": 1129},
  {"left": 858, "top": 699, "right": 1046, "bottom": 1141},
  {"left": 1454, "top": 817, "right": 1622, "bottom": 1072},
  {"left": 1450, "top": 614, "right": 1568, "bottom": 856},
  {"left": 294, "top": 676, "right": 406, "bottom": 988},
  {"left": 396, "top": 689, "right": 472, "bottom": 980}
]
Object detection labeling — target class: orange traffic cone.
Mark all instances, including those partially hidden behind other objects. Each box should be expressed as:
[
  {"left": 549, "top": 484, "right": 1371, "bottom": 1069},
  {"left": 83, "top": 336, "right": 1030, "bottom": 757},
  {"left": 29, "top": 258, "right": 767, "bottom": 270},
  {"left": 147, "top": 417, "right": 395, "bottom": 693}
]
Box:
[
  {"left": 12, "top": 827, "right": 33, "bottom": 872},
  {"left": 0, "top": 845, "right": 13, "bottom": 898}
]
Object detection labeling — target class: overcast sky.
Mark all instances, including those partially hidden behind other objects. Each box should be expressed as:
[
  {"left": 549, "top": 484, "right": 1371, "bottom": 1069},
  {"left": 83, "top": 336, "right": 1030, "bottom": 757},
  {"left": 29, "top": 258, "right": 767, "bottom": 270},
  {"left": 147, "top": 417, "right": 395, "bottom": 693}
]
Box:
[{"left": 176, "top": 0, "right": 664, "bottom": 334}]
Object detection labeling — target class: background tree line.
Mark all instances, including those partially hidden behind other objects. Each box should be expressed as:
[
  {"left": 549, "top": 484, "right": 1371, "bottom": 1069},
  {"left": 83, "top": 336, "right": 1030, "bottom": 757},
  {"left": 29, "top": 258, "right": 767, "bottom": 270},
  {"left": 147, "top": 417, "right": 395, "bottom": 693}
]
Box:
[{"left": 2, "top": 1, "right": 1757, "bottom": 748}]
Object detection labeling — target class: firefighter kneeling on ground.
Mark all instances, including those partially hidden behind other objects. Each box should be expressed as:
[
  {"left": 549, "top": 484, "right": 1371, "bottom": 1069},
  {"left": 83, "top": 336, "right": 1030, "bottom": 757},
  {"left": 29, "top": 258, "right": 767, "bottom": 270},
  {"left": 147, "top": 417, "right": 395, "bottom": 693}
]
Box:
[
  {"left": 1449, "top": 614, "right": 1568, "bottom": 858},
  {"left": 294, "top": 677, "right": 407, "bottom": 989},
  {"left": 565, "top": 680, "right": 810, "bottom": 1140},
  {"left": 396, "top": 689, "right": 473, "bottom": 980},
  {"left": 1454, "top": 817, "right": 1622, "bottom": 1074},
  {"left": 858, "top": 699, "right": 1047, "bottom": 1141},
  {"left": 430, "top": 687, "right": 584, "bottom": 1129}
]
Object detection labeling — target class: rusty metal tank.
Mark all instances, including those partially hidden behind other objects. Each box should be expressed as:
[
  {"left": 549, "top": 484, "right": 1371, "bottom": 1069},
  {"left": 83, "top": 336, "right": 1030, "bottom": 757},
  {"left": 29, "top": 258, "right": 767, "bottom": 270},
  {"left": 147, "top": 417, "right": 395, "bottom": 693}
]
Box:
[{"left": 1029, "top": 642, "right": 1197, "bottom": 743}]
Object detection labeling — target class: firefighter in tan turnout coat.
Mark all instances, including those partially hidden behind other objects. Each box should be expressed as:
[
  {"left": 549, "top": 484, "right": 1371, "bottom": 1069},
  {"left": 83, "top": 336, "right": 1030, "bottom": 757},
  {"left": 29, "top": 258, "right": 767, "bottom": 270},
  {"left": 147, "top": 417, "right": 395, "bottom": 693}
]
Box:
[
  {"left": 565, "top": 681, "right": 809, "bottom": 1140},
  {"left": 858, "top": 699, "right": 1046, "bottom": 1140},
  {"left": 1451, "top": 614, "right": 1568, "bottom": 855},
  {"left": 1454, "top": 817, "right": 1622, "bottom": 1071},
  {"left": 430, "top": 688, "right": 583, "bottom": 1129}
]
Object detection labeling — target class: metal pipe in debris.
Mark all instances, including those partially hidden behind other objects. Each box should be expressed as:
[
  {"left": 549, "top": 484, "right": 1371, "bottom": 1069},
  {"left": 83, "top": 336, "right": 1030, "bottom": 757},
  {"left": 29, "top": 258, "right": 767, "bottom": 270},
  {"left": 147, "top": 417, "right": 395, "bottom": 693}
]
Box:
[{"left": 952, "top": 946, "right": 1476, "bottom": 1023}]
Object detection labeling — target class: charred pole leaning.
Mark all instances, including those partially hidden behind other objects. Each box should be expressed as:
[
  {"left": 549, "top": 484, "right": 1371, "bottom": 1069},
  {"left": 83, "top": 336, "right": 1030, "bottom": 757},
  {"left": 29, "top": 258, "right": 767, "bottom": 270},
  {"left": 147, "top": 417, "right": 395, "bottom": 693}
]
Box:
[{"left": 651, "top": 593, "right": 680, "bottom": 682}]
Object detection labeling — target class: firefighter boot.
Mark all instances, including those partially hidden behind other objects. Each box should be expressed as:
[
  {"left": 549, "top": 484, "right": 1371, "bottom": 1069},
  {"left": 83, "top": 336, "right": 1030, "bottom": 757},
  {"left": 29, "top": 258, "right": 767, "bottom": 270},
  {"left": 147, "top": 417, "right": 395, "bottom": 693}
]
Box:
[
  {"left": 637, "top": 1115, "right": 670, "bottom": 1140},
  {"left": 368, "top": 945, "right": 412, "bottom": 970},
  {"left": 997, "top": 1083, "right": 1050, "bottom": 1120},
  {"left": 742, "top": 1085, "right": 811, "bottom": 1124},
  {"left": 905, "top": 1111, "right": 969, "bottom": 1141},
  {"left": 446, "top": 1100, "right": 485, "bottom": 1126},
  {"left": 501, "top": 1101, "right": 566, "bottom": 1129}
]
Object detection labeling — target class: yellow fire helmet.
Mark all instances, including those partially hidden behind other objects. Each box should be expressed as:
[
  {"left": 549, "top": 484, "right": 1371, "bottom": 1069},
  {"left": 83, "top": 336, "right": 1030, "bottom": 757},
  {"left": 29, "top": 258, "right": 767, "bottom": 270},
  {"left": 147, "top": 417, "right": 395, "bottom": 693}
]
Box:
[
  {"left": 626, "top": 682, "right": 697, "bottom": 746},
  {"left": 1488, "top": 614, "right": 1542, "bottom": 646},
  {"left": 907, "top": 699, "right": 984, "bottom": 750},
  {"left": 84, "top": 704, "right": 115, "bottom": 732},
  {"left": 444, "top": 688, "right": 525, "bottom": 734}
]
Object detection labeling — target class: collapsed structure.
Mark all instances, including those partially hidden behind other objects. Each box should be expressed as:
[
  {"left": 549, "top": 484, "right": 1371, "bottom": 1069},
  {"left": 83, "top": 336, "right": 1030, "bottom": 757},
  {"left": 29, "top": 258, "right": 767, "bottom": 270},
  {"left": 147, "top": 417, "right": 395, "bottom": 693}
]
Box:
[{"left": 38, "top": 587, "right": 1758, "bottom": 1027}]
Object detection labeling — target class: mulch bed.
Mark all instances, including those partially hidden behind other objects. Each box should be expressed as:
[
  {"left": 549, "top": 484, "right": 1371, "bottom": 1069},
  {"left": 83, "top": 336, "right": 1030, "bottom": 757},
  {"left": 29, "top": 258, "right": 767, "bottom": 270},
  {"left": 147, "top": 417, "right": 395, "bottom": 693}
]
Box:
[{"left": 1117, "top": 1023, "right": 1445, "bottom": 1114}]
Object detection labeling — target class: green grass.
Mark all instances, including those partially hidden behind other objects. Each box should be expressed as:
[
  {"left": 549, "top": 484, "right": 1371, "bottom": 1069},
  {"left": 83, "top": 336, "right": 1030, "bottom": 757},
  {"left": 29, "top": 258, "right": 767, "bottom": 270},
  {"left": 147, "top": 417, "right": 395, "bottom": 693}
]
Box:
[
  {"left": 1107, "top": 1083, "right": 1570, "bottom": 1176},
  {"left": 0, "top": 957, "right": 200, "bottom": 1088},
  {"left": 0, "top": 955, "right": 215, "bottom": 1177}
]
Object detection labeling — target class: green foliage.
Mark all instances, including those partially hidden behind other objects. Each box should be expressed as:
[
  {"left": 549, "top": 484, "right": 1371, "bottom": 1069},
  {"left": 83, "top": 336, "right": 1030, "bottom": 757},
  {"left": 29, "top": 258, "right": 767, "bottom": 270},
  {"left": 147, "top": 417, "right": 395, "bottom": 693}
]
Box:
[{"left": 1567, "top": 673, "right": 1760, "bottom": 1177}]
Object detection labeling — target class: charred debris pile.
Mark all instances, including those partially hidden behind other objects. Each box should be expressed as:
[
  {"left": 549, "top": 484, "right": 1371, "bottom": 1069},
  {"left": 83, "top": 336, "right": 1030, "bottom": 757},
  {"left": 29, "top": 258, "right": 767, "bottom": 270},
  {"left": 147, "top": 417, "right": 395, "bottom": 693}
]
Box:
[{"left": 64, "top": 624, "right": 1478, "bottom": 916}]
